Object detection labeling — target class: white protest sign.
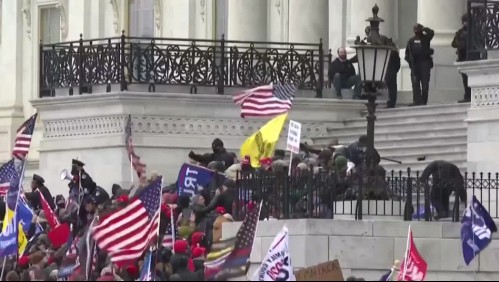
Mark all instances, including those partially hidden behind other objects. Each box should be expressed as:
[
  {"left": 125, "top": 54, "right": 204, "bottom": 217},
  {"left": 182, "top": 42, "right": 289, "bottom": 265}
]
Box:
[
  {"left": 286, "top": 120, "right": 301, "bottom": 154},
  {"left": 251, "top": 226, "right": 296, "bottom": 281}
]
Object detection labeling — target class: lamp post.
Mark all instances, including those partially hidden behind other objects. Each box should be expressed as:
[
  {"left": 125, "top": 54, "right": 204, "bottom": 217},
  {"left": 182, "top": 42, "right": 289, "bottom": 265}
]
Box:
[{"left": 352, "top": 4, "right": 395, "bottom": 220}]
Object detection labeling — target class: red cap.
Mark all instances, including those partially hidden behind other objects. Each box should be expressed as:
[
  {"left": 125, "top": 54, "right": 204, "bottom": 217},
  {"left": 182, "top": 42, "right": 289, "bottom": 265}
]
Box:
[
  {"left": 260, "top": 157, "right": 273, "bottom": 166},
  {"left": 126, "top": 265, "right": 139, "bottom": 278},
  {"left": 215, "top": 206, "right": 226, "bottom": 215},
  {"left": 191, "top": 232, "right": 205, "bottom": 247},
  {"left": 191, "top": 246, "right": 206, "bottom": 259},
  {"left": 117, "top": 194, "right": 129, "bottom": 204},
  {"left": 247, "top": 201, "right": 256, "bottom": 211},
  {"left": 18, "top": 256, "right": 30, "bottom": 267},
  {"left": 173, "top": 240, "right": 189, "bottom": 254},
  {"left": 161, "top": 204, "right": 171, "bottom": 218}
]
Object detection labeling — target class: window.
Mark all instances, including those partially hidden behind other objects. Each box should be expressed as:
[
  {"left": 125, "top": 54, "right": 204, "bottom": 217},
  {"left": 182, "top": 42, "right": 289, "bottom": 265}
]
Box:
[
  {"left": 40, "top": 7, "right": 61, "bottom": 44},
  {"left": 128, "top": 0, "right": 154, "bottom": 37}
]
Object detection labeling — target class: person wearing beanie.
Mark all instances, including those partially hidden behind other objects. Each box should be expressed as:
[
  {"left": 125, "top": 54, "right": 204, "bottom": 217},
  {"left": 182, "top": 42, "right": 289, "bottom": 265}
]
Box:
[
  {"left": 169, "top": 240, "right": 201, "bottom": 281},
  {"left": 188, "top": 138, "right": 234, "bottom": 169}
]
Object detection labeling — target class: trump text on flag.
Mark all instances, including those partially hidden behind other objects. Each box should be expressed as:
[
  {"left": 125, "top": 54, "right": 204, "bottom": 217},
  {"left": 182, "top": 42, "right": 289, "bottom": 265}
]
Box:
[
  {"left": 177, "top": 163, "right": 220, "bottom": 197},
  {"left": 286, "top": 120, "right": 302, "bottom": 154}
]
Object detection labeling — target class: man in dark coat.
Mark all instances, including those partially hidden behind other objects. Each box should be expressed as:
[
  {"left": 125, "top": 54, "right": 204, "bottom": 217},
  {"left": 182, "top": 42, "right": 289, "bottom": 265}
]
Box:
[
  {"left": 452, "top": 13, "right": 472, "bottom": 103},
  {"left": 25, "top": 174, "right": 55, "bottom": 211},
  {"left": 420, "top": 160, "right": 467, "bottom": 220},
  {"left": 189, "top": 138, "right": 234, "bottom": 170},
  {"left": 67, "top": 159, "right": 97, "bottom": 232}
]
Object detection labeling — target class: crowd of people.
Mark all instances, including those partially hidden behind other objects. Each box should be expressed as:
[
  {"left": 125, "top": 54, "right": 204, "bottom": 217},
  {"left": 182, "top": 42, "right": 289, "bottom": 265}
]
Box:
[{"left": 0, "top": 133, "right": 467, "bottom": 281}]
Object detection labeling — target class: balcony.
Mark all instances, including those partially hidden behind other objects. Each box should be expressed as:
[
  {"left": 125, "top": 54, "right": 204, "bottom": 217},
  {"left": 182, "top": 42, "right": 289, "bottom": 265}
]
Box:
[
  {"left": 39, "top": 33, "right": 329, "bottom": 98},
  {"left": 467, "top": 0, "right": 499, "bottom": 60}
]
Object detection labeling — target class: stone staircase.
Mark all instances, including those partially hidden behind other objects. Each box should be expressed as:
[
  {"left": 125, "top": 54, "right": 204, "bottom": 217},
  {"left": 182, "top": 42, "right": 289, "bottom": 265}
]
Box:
[{"left": 310, "top": 103, "right": 470, "bottom": 173}]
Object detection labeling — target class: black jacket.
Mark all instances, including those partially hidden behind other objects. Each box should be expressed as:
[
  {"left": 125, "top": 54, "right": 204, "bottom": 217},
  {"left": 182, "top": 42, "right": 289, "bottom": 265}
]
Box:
[
  {"left": 198, "top": 189, "right": 235, "bottom": 216},
  {"left": 405, "top": 27, "right": 435, "bottom": 67},
  {"left": 328, "top": 57, "right": 357, "bottom": 83},
  {"left": 189, "top": 150, "right": 234, "bottom": 170},
  {"left": 26, "top": 185, "right": 55, "bottom": 211},
  {"left": 452, "top": 27, "right": 467, "bottom": 61},
  {"left": 388, "top": 49, "right": 401, "bottom": 73}
]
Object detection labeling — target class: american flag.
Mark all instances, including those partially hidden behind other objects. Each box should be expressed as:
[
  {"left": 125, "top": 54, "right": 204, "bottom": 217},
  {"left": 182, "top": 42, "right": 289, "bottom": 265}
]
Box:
[
  {"left": 162, "top": 222, "right": 179, "bottom": 249},
  {"left": 125, "top": 115, "right": 146, "bottom": 178},
  {"left": 206, "top": 202, "right": 262, "bottom": 281},
  {"left": 92, "top": 177, "right": 162, "bottom": 266},
  {"left": 12, "top": 113, "right": 37, "bottom": 161},
  {"left": 233, "top": 83, "right": 296, "bottom": 118},
  {"left": 0, "top": 160, "right": 17, "bottom": 197}
]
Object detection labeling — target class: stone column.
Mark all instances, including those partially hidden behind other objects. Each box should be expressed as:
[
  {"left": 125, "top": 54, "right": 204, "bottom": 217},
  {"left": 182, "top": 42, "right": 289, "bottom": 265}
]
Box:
[
  {"left": 288, "top": 0, "right": 328, "bottom": 46},
  {"left": 0, "top": 0, "right": 27, "bottom": 161},
  {"left": 417, "top": 0, "right": 466, "bottom": 46},
  {"left": 227, "top": 0, "right": 267, "bottom": 41},
  {"left": 328, "top": 0, "right": 347, "bottom": 51},
  {"left": 162, "top": 0, "right": 195, "bottom": 38},
  {"left": 460, "top": 59, "right": 499, "bottom": 216},
  {"left": 348, "top": 0, "right": 397, "bottom": 45}
]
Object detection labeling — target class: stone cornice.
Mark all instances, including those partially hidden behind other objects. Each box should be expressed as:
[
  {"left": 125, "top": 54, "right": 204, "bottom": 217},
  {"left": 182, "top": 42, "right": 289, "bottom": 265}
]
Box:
[{"left": 31, "top": 92, "right": 367, "bottom": 110}]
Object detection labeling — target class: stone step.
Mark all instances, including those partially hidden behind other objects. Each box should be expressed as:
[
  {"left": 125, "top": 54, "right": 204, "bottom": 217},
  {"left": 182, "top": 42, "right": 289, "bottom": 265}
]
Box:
[
  {"left": 312, "top": 133, "right": 467, "bottom": 148},
  {"left": 343, "top": 111, "right": 466, "bottom": 127},
  {"left": 327, "top": 120, "right": 466, "bottom": 136},
  {"left": 324, "top": 126, "right": 466, "bottom": 141},
  {"left": 381, "top": 159, "right": 467, "bottom": 174},
  {"left": 377, "top": 142, "right": 467, "bottom": 156},
  {"left": 371, "top": 102, "right": 470, "bottom": 116}
]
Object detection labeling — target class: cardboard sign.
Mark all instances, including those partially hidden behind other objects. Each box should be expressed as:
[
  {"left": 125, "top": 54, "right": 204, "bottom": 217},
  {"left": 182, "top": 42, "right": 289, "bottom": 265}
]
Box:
[
  {"left": 294, "top": 260, "right": 344, "bottom": 281},
  {"left": 286, "top": 120, "right": 302, "bottom": 154}
]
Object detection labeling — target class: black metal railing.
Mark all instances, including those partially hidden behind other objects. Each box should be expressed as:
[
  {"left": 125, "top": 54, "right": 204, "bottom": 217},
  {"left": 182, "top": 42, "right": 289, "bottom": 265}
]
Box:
[
  {"left": 39, "top": 33, "right": 329, "bottom": 98},
  {"left": 233, "top": 169, "right": 499, "bottom": 222},
  {"left": 467, "top": 0, "right": 499, "bottom": 60}
]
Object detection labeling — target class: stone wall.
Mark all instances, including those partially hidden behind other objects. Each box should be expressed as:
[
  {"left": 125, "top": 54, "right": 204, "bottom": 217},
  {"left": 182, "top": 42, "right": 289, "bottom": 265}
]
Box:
[
  {"left": 30, "top": 92, "right": 366, "bottom": 195},
  {"left": 222, "top": 219, "right": 499, "bottom": 281}
]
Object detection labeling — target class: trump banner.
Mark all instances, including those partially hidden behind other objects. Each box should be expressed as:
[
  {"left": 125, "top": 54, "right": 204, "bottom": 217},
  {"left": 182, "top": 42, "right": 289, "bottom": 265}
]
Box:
[
  {"left": 251, "top": 226, "right": 295, "bottom": 281},
  {"left": 177, "top": 163, "right": 225, "bottom": 197}
]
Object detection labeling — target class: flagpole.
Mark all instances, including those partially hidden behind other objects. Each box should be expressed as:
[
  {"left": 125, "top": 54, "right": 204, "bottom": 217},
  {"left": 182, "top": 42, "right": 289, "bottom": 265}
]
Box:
[
  {"left": 288, "top": 152, "right": 293, "bottom": 176},
  {"left": 130, "top": 154, "right": 134, "bottom": 184},
  {"left": 401, "top": 225, "right": 411, "bottom": 280},
  {"left": 0, "top": 256, "right": 6, "bottom": 280}
]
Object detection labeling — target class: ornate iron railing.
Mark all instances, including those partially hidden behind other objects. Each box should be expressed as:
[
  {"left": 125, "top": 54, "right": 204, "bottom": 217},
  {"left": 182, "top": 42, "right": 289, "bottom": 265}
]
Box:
[
  {"left": 39, "top": 33, "right": 328, "bottom": 98},
  {"left": 467, "top": 0, "right": 499, "bottom": 60},
  {"left": 233, "top": 169, "right": 499, "bottom": 222}
]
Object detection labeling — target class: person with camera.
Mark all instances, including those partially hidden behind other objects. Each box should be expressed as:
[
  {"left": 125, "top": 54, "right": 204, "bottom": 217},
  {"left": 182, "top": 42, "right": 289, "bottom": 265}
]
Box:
[{"left": 405, "top": 23, "right": 435, "bottom": 106}]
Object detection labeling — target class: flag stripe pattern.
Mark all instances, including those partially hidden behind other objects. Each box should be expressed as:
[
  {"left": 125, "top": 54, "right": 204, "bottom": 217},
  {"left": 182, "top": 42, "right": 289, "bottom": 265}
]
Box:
[
  {"left": 233, "top": 84, "right": 296, "bottom": 118},
  {"left": 162, "top": 222, "right": 179, "bottom": 249},
  {"left": 125, "top": 115, "right": 146, "bottom": 178},
  {"left": 205, "top": 202, "right": 261, "bottom": 280},
  {"left": 12, "top": 113, "right": 37, "bottom": 161},
  {"left": 92, "top": 177, "right": 162, "bottom": 265},
  {"left": 0, "top": 160, "right": 16, "bottom": 197}
]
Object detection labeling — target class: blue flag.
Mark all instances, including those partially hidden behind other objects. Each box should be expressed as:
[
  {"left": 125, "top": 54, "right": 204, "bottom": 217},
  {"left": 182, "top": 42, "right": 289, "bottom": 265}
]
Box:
[
  {"left": 0, "top": 216, "right": 18, "bottom": 258},
  {"left": 140, "top": 251, "right": 153, "bottom": 281},
  {"left": 461, "top": 196, "right": 498, "bottom": 265},
  {"left": 177, "top": 163, "right": 224, "bottom": 197}
]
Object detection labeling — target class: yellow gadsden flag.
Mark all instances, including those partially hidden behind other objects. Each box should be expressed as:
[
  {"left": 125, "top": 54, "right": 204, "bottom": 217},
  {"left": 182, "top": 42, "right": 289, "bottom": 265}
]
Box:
[{"left": 240, "top": 113, "right": 288, "bottom": 168}]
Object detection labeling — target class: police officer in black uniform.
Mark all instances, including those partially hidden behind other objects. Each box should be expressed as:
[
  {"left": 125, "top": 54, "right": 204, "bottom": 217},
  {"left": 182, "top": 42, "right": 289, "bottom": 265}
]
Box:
[
  {"left": 68, "top": 159, "right": 97, "bottom": 229},
  {"left": 405, "top": 24, "right": 435, "bottom": 106},
  {"left": 452, "top": 14, "right": 472, "bottom": 103},
  {"left": 85, "top": 186, "right": 110, "bottom": 221},
  {"left": 25, "top": 174, "right": 55, "bottom": 212}
]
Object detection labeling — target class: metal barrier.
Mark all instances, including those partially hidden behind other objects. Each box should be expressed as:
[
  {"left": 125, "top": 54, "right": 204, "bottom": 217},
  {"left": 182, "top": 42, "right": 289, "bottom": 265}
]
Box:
[
  {"left": 233, "top": 169, "right": 499, "bottom": 222},
  {"left": 39, "top": 33, "right": 327, "bottom": 97}
]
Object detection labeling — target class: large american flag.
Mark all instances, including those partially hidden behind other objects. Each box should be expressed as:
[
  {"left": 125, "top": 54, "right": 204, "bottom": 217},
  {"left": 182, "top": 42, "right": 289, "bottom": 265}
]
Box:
[
  {"left": 0, "top": 160, "right": 17, "bottom": 197},
  {"left": 12, "top": 113, "right": 38, "bottom": 161},
  {"left": 125, "top": 115, "right": 146, "bottom": 178},
  {"left": 92, "top": 177, "right": 162, "bottom": 266},
  {"left": 233, "top": 83, "right": 296, "bottom": 118}
]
